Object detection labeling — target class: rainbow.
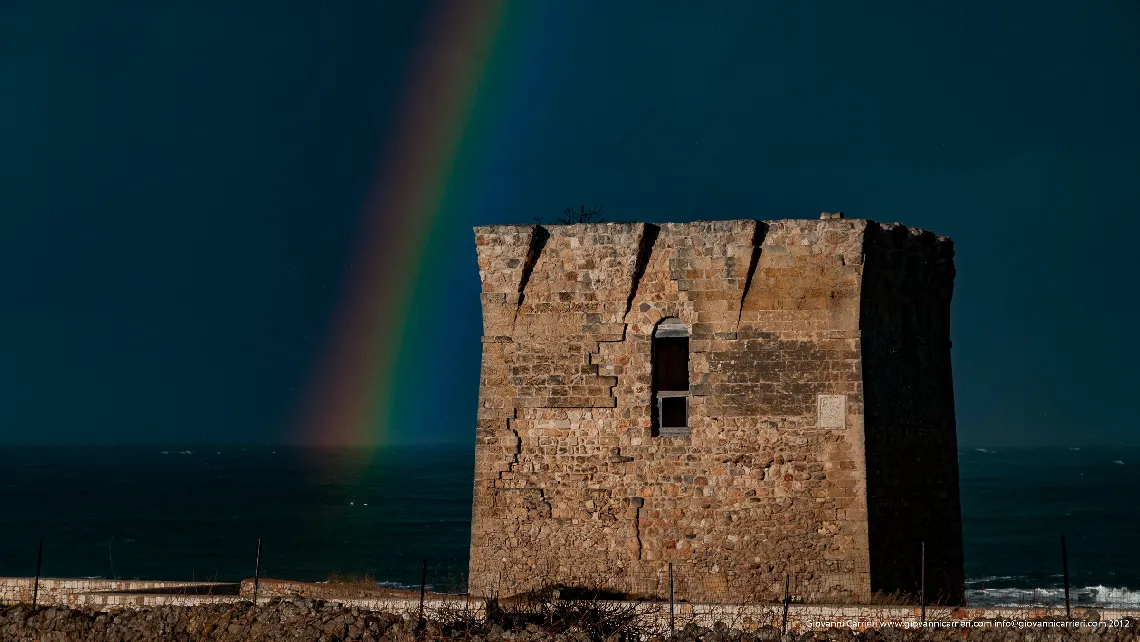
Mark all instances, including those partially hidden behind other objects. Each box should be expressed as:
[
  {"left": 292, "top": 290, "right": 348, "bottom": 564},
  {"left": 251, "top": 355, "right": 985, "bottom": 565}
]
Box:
[{"left": 294, "top": 0, "right": 528, "bottom": 450}]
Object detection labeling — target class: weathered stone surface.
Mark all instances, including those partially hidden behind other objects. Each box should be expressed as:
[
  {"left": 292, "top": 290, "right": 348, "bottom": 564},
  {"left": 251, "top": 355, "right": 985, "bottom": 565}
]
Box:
[
  {"left": 469, "top": 219, "right": 963, "bottom": 604},
  {"left": 2, "top": 597, "right": 1127, "bottom": 641},
  {"left": 0, "top": 597, "right": 405, "bottom": 642}
]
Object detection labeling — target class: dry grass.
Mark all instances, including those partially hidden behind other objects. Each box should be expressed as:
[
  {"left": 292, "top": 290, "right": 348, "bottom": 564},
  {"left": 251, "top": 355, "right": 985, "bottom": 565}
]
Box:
[{"left": 487, "top": 590, "right": 658, "bottom": 641}]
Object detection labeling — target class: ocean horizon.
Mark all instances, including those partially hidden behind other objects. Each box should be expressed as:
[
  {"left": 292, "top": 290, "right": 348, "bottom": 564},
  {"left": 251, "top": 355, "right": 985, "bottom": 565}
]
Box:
[{"left": 1, "top": 443, "right": 1137, "bottom": 608}]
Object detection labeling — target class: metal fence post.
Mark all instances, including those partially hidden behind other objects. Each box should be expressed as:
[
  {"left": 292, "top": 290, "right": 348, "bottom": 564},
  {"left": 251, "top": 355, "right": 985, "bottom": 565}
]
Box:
[
  {"left": 668, "top": 562, "right": 675, "bottom": 634},
  {"left": 252, "top": 537, "right": 262, "bottom": 604},
  {"left": 1061, "top": 533, "right": 1071, "bottom": 618},
  {"left": 781, "top": 573, "right": 791, "bottom": 634},
  {"left": 32, "top": 541, "right": 43, "bottom": 611},
  {"left": 920, "top": 541, "right": 926, "bottom": 623},
  {"left": 418, "top": 558, "right": 427, "bottom": 631}
]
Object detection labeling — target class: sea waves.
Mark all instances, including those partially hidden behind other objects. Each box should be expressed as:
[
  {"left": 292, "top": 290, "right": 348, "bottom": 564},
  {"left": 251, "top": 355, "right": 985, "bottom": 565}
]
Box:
[{"left": 965, "top": 584, "right": 1140, "bottom": 608}]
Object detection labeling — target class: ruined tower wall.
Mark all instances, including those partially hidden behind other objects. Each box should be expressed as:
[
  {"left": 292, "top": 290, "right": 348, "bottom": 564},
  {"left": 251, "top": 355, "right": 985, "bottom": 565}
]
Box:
[
  {"left": 859, "top": 224, "right": 963, "bottom": 603},
  {"left": 470, "top": 218, "right": 961, "bottom": 603}
]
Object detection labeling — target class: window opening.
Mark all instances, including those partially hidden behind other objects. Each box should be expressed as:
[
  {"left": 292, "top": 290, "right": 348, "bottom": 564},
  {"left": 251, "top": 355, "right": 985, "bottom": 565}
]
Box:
[{"left": 652, "top": 318, "right": 690, "bottom": 436}]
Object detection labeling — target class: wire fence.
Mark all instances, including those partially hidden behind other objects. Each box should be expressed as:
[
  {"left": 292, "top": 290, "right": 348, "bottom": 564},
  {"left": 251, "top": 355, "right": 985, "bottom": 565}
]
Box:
[
  {"left": 338, "top": 541, "right": 1139, "bottom": 612},
  {"left": 6, "top": 535, "right": 1139, "bottom": 612},
  {"left": 292, "top": 559, "right": 874, "bottom": 603},
  {"left": 465, "top": 559, "right": 877, "bottom": 605},
  {"left": 280, "top": 553, "right": 1140, "bottom": 612}
]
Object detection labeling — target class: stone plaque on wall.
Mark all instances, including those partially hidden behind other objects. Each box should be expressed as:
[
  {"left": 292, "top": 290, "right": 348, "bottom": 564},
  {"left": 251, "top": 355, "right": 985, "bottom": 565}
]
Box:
[{"left": 817, "top": 394, "right": 846, "bottom": 428}]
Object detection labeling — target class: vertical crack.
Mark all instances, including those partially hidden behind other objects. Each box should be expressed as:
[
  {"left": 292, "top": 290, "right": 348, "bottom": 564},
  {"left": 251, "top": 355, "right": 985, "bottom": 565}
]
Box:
[
  {"left": 623, "top": 224, "right": 660, "bottom": 320},
  {"left": 539, "top": 489, "right": 552, "bottom": 519},
  {"left": 514, "top": 225, "right": 550, "bottom": 329},
  {"left": 736, "top": 221, "right": 768, "bottom": 331},
  {"left": 499, "top": 417, "right": 522, "bottom": 479},
  {"left": 631, "top": 497, "right": 645, "bottom": 560},
  {"left": 588, "top": 341, "right": 621, "bottom": 405}
]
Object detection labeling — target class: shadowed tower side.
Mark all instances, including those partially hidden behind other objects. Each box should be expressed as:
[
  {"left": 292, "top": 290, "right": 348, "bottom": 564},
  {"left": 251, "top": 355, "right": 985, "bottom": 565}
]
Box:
[{"left": 859, "top": 222, "right": 963, "bottom": 604}]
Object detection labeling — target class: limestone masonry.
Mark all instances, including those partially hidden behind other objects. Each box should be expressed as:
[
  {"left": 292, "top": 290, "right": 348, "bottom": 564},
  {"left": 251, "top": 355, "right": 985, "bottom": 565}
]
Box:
[{"left": 468, "top": 217, "right": 963, "bottom": 604}]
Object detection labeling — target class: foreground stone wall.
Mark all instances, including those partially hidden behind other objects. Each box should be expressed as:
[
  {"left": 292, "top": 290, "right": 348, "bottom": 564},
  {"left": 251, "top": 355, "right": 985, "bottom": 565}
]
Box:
[
  {"left": 0, "top": 578, "right": 232, "bottom": 608},
  {"left": 470, "top": 218, "right": 961, "bottom": 603},
  {"left": 3, "top": 597, "right": 1133, "bottom": 642},
  {"left": 0, "top": 598, "right": 407, "bottom": 642}
]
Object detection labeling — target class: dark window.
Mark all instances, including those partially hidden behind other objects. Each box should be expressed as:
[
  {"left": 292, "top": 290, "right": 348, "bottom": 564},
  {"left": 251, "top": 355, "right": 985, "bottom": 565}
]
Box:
[
  {"left": 660, "top": 396, "right": 687, "bottom": 428},
  {"left": 654, "top": 337, "right": 689, "bottom": 391},
  {"left": 652, "top": 318, "right": 690, "bottom": 436}
]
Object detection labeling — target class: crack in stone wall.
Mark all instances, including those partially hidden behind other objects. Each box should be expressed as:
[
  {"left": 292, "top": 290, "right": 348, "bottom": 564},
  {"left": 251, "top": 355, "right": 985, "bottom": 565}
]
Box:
[
  {"left": 498, "top": 418, "right": 522, "bottom": 481},
  {"left": 736, "top": 221, "right": 767, "bottom": 333},
  {"left": 512, "top": 225, "right": 550, "bottom": 331},
  {"left": 631, "top": 496, "right": 645, "bottom": 561},
  {"left": 624, "top": 224, "right": 660, "bottom": 321}
]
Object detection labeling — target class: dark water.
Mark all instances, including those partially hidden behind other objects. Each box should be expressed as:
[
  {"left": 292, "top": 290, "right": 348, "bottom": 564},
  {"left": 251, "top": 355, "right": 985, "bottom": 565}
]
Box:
[
  {"left": 957, "top": 446, "right": 1140, "bottom": 607},
  {"left": 0, "top": 445, "right": 475, "bottom": 590},
  {"left": 1, "top": 444, "right": 1137, "bottom": 607}
]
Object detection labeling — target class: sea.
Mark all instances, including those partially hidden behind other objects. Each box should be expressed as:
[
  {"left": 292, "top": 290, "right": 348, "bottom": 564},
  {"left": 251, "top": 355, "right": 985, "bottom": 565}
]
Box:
[{"left": 1, "top": 444, "right": 1137, "bottom": 608}]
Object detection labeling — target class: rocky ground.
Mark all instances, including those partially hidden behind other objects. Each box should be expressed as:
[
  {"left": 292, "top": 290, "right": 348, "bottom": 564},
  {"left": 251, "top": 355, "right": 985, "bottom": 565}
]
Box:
[{"left": 0, "top": 597, "right": 1135, "bottom": 642}]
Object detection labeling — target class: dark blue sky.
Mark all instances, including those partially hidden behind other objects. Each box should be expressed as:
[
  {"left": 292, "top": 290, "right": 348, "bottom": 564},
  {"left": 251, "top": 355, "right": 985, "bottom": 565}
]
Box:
[{"left": 1, "top": 1, "right": 1137, "bottom": 446}]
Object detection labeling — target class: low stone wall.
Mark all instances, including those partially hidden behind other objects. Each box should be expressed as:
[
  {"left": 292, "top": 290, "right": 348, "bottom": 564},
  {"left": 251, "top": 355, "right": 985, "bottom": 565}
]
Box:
[
  {"left": 0, "top": 597, "right": 407, "bottom": 642},
  {"left": 0, "top": 576, "right": 476, "bottom": 618},
  {"left": 3, "top": 577, "right": 1138, "bottom": 634},
  {"left": 644, "top": 602, "right": 1136, "bottom": 633},
  {"left": 0, "top": 577, "right": 234, "bottom": 608},
  {"left": 239, "top": 577, "right": 1140, "bottom": 632},
  {"left": 0, "top": 596, "right": 1135, "bottom": 641},
  {"left": 237, "top": 578, "right": 438, "bottom": 601}
]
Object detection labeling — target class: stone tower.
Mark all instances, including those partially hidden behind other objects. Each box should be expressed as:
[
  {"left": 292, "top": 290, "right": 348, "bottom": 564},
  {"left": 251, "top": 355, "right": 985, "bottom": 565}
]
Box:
[{"left": 469, "top": 217, "right": 963, "bottom": 604}]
